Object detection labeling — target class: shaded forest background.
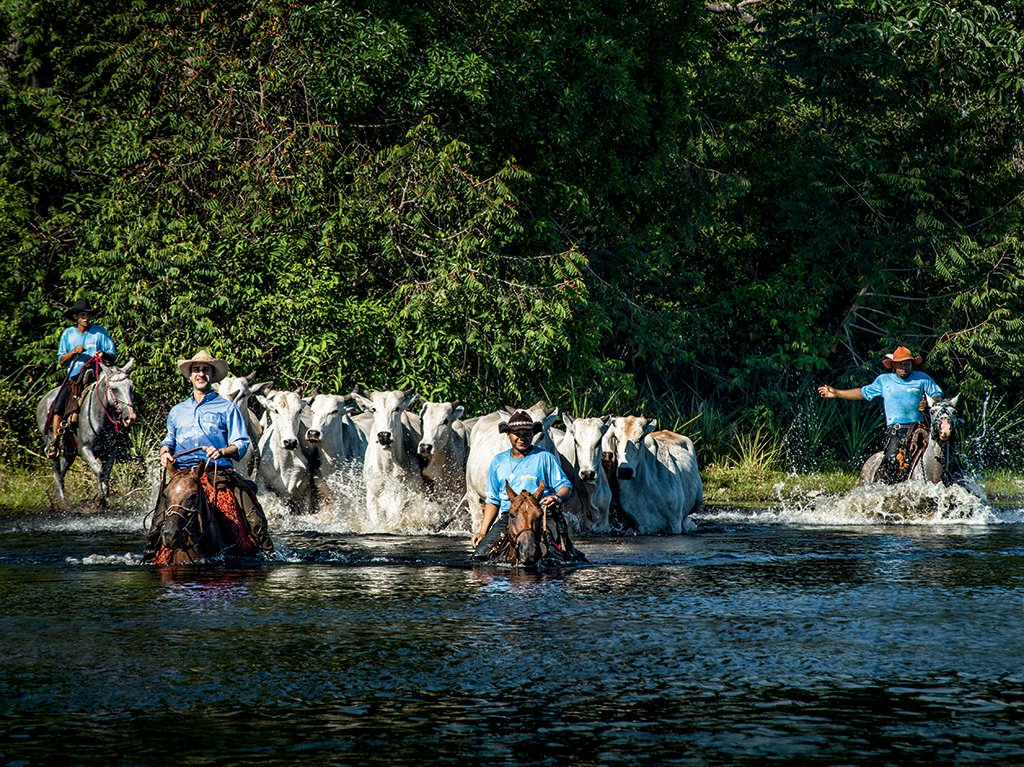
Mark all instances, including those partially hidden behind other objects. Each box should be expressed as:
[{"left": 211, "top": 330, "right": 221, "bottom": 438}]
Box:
[{"left": 2, "top": 0, "right": 1023, "bottom": 471}]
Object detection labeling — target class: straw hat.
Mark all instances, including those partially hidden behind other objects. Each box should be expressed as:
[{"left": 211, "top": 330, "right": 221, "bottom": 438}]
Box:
[
  {"left": 882, "top": 346, "right": 923, "bottom": 370},
  {"left": 176, "top": 349, "right": 228, "bottom": 383}
]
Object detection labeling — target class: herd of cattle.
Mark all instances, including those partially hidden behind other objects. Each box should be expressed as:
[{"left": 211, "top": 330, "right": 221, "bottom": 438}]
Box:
[{"left": 213, "top": 374, "right": 704, "bottom": 535}]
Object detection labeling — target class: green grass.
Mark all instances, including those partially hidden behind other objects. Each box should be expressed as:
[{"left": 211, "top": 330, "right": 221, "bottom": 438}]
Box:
[
  {"left": 2, "top": 461, "right": 1022, "bottom": 513},
  {"left": 0, "top": 458, "right": 155, "bottom": 513}
]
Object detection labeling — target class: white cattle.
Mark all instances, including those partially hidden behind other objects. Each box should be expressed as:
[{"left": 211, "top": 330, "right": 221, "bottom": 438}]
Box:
[
  {"left": 213, "top": 372, "right": 272, "bottom": 477},
  {"left": 556, "top": 414, "right": 613, "bottom": 533},
  {"left": 464, "top": 401, "right": 560, "bottom": 531},
  {"left": 256, "top": 389, "right": 313, "bottom": 513},
  {"left": 304, "top": 394, "right": 368, "bottom": 475},
  {"left": 416, "top": 400, "right": 469, "bottom": 509},
  {"left": 605, "top": 416, "right": 702, "bottom": 534},
  {"left": 350, "top": 388, "right": 421, "bottom": 528}
]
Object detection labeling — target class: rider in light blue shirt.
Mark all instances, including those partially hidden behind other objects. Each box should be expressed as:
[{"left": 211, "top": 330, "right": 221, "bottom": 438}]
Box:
[
  {"left": 485, "top": 446, "right": 572, "bottom": 515},
  {"left": 160, "top": 390, "right": 250, "bottom": 470},
  {"left": 819, "top": 346, "right": 944, "bottom": 482},
  {"left": 860, "top": 370, "right": 943, "bottom": 426},
  {"left": 158, "top": 350, "right": 250, "bottom": 470},
  {"left": 47, "top": 298, "right": 119, "bottom": 457},
  {"left": 471, "top": 409, "right": 573, "bottom": 557},
  {"left": 149, "top": 349, "right": 273, "bottom": 557},
  {"left": 58, "top": 322, "right": 116, "bottom": 378}
]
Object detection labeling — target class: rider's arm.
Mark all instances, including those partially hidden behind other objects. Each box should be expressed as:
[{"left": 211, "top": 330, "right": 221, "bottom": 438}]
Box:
[
  {"left": 818, "top": 385, "right": 865, "bottom": 401},
  {"left": 159, "top": 411, "right": 178, "bottom": 469},
  {"left": 472, "top": 503, "right": 499, "bottom": 547},
  {"left": 540, "top": 452, "right": 573, "bottom": 509}
]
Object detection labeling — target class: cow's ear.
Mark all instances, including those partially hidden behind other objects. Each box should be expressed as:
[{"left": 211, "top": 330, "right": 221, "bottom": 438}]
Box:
[
  {"left": 562, "top": 413, "right": 575, "bottom": 430},
  {"left": 255, "top": 395, "right": 272, "bottom": 411},
  {"left": 532, "top": 481, "right": 546, "bottom": 500},
  {"left": 301, "top": 396, "right": 315, "bottom": 408},
  {"left": 505, "top": 481, "right": 517, "bottom": 502},
  {"left": 250, "top": 381, "right": 272, "bottom": 396},
  {"left": 452, "top": 405, "right": 465, "bottom": 421},
  {"left": 351, "top": 392, "right": 373, "bottom": 411}
]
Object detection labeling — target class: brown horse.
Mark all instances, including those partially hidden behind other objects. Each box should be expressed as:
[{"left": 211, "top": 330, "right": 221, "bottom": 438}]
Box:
[
  {"left": 144, "top": 465, "right": 233, "bottom": 565},
  {"left": 483, "top": 481, "right": 587, "bottom": 568}
]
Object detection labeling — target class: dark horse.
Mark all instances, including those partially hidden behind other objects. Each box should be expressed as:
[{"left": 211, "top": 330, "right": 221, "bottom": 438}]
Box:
[
  {"left": 35, "top": 359, "right": 136, "bottom": 506},
  {"left": 857, "top": 395, "right": 968, "bottom": 487},
  {"left": 481, "top": 481, "right": 587, "bottom": 568},
  {"left": 144, "top": 461, "right": 262, "bottom": 565},
  {"left": 144, "top": 465, "right": 232, "bottom": 565}
]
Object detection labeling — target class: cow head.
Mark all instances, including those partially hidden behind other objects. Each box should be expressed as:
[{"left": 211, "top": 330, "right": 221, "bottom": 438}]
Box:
[
  {"left": 418, "top": 400, "right": 464, "bottom": 456},
  {"left": 305, "top": 394, "right": 355, "bottom": 444},
  {"left": 563, "top": 414, "right": 612, "bottom": 482},
  {"left": 352, "top": 389, "right": 418, "bottom": 448},
  {"left": 609, "top": 416, "right": 657, "bottom": 480},
  {"left": 256, "top": 390, "right": 312, "bottom": 450}
]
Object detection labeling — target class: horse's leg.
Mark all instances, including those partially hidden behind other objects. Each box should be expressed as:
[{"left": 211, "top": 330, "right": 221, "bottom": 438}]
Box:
[
  {"left": 51, "top": 454, "right": 68, "bottom": 502},
  {"left": 77, "top": 443, "right": 107, "bottom": 507},
  {"left": 857, "top": 453, "right": 884, "bottom": 486}
]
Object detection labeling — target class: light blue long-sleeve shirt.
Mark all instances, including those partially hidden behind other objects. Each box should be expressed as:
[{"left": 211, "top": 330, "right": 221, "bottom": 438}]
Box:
[
  {"left": 160, "top": 391, "right": 250, "bottom": 468},
  {"left": 861, "top": 371, "right": 943, "bottom": 426},
  {"left": 485, "top": 447, "right": 571, "bottom": 515},
  {"left": 58, "top": 324, "right": 116, "bottom": 376}
]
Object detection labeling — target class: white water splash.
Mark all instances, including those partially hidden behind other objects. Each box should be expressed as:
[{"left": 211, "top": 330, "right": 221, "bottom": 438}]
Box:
[
  {"left": 260, "top": 463, "right": 472, "bottom": 537},
  {"left": 700, "top": 480, "right": 1024, "bottom": 526}
]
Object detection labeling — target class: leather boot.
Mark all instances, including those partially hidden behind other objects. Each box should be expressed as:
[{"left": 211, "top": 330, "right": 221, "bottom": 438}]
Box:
[{"left": 47, "top": 415, "right": 62, "bottom": 458}]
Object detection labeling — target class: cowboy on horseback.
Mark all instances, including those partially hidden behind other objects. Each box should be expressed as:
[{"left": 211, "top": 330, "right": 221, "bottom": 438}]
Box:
[
  {"left": 471, "top": 409, "right": 574, "bottom": 560},
  {"left": 818, "top": 346, "right": 944, "bottom": 484},
  {"left": 144, "top": 350, "right": 274, "bottom": 560},
  {"left": 47, "top": 298, "right": 118, "bottom": 458}
]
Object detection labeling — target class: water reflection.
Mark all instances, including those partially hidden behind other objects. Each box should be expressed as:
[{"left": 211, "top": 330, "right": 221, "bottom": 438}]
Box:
[{"left": 5, "top": 516, "right": 1024, "bottom": 764}]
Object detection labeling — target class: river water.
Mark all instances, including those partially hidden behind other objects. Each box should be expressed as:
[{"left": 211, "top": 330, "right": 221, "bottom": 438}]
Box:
[{"left": 3, "top": 483, "right": 1024, "bottom": 765}]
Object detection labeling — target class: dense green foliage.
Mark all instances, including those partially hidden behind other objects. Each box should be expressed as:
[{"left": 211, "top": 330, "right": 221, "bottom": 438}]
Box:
[{"left": 1, "top": 0, "right": 1022, "bottom": 469}]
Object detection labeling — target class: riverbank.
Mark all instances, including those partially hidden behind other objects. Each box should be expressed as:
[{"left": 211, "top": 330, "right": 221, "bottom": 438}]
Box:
[{"left": 4, "top": 462, "right": 1023, "bottom": 513}]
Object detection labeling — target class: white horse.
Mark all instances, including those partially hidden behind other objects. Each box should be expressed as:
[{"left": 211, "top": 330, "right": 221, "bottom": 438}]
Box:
[{"left": 35, "top": 360, "right": 137, "bottom": 505}]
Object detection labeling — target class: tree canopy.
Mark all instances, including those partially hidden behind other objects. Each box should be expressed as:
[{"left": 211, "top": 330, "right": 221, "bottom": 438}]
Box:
[{"left": 2, "top": 0, "right": 1022, "bottom": 464}]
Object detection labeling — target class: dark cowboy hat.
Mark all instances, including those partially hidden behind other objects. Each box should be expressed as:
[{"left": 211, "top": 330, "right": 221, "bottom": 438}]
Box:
[
  {"left": 65, "top": 298, "right": 98, "bottom": 319},
  {"left": 882, "top": 346, "right": 924, "bottom": 370},
  {"left": 498, "top": 409, "right": 542, "bottom": 435}
]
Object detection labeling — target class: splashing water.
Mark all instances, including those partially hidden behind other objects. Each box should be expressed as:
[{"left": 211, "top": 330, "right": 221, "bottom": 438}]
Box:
[
  {"left": 259, "top": 462, "right": 472, "bottom": 537},
  {"left": 700, "top": 478, "right": 1022, "bottom": 527}
]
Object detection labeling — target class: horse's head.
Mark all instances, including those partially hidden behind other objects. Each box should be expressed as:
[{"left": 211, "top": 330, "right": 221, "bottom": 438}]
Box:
[
  {"left": 505, "top": 481, "right": 547, "bottom": 566},
  {"left": 160, "top": 466, "right": 206, "bottom": 555},
  {"left": 99, "top": 359, "right": 137, "bottom": 427},
  {"left": 927, "top": 394, "right": 959, "bottom": 443}
]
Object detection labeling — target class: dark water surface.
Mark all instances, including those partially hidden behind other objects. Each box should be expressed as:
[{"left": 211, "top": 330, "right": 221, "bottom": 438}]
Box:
[{"left": 3, "top": 509, "right": 1024, "bottom": 765}]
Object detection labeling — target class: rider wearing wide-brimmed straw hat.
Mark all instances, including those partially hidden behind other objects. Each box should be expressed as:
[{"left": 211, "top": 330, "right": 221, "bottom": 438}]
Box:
[
  {"left": 470, "top": 409, "right": 573, "bottom": 558},
  {"left": 144, "top": 350, "right": 274, "bottom": 558},
  {"left": 818, "top": 346, "right": 944, "bottom": 483},
  {"left": 47, "top": 298, "right": 119, "bottom": 457}
]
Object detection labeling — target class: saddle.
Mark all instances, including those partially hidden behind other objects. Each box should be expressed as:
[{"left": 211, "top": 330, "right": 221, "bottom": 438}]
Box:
[{"left": 890, "top": 424, "right": 929, "bottom": 482}]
